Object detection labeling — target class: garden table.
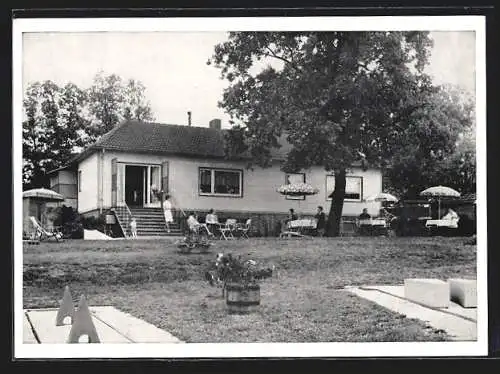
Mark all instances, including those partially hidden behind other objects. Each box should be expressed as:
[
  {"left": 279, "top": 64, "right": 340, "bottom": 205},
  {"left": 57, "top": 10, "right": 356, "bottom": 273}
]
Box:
[
  {"left": 425, "top": 219, "right": 459, "bottom": 229},
  {"left": 23, "top": 306, "right": 183, "bottom": 344}
]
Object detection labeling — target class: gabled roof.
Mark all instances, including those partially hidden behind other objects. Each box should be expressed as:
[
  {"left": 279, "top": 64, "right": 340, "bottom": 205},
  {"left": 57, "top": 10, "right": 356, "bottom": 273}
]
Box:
[
  {"left": 92, "top": 120, "right": 229, "bottom": 158},
  {"left": 57, "top": 120, "right": 368, "bottom": 170},
  {"left": 69, "top": 120, "right": 290, "bottom": 164}
]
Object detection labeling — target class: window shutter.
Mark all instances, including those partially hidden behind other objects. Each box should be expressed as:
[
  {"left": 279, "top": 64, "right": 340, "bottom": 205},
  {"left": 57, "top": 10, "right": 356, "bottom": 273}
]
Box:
[
  {"left": 111, "top": 158, "right": 117, "bottom": 206},
  {"left": 161, "top": 161, "right": 169, "bottom": 194}
]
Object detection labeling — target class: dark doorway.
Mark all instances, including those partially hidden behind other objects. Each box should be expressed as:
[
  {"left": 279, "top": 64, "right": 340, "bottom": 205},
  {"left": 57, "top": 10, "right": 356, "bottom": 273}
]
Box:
[{"left": 125, "top": 165, "right": 145, "bottom": 207}]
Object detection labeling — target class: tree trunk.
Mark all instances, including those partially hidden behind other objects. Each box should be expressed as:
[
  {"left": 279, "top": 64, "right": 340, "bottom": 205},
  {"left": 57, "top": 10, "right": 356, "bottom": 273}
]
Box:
[{"left": 326, "top": 168, "right": 346, "bottom": 237}]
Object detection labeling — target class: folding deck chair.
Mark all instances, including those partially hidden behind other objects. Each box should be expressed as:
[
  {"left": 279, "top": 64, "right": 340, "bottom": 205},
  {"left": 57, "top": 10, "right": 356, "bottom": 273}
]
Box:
[
  {"left": 29, "top": 216, "right": 64, "bottom": 242},
  {"left": 219, "top": 218, "right": 237, "bottom": 240},
  {"left": 236, "top": 219, "right": 252, "bottom": 239}
]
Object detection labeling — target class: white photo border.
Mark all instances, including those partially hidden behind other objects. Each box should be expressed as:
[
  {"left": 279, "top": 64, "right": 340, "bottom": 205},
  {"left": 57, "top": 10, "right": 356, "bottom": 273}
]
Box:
[{"left": 13, "top": 15, "right": 488, "bottom": 358}]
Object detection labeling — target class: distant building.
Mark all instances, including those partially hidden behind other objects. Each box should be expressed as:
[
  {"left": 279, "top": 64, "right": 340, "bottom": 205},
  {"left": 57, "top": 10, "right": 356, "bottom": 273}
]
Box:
[{"left": 48, "top": 119, "right": 383, "bottom": 236}]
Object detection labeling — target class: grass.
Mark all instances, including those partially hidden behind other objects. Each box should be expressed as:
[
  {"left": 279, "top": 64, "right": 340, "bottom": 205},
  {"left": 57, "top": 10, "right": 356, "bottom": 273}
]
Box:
[{"left": 23, "top": 236, "right": 476, "bottom": 343}]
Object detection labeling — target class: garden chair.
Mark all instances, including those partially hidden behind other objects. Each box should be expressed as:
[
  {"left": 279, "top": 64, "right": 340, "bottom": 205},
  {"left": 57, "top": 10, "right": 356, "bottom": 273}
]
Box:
[
  {"left": 236, "top": 219, "right": 252, "bottom": 239},
  {"left": 219, "top": 218, "right": 237, "bottom": 240},
  {"left": 29, "top": 216, "right": 64, "bottom": 242}
]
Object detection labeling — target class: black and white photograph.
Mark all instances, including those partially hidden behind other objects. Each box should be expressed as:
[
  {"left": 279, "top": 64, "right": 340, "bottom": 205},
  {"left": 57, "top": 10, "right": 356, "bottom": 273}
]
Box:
[{"left": 13, "top": 14, "right": 487, "bottom": 358}]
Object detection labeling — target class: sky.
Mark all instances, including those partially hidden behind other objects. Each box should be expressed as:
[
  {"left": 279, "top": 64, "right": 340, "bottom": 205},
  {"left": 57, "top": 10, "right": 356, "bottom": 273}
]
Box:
[{"left": 22, "top": 31, "right": 476, "bottom": 129}]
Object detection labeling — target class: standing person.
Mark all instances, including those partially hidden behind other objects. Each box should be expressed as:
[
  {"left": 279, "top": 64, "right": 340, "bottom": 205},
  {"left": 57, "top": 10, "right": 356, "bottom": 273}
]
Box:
[
  {"left": 163, "top": 194, "right": 174, "bottom": 233},
  {"left": 130, "top": 217, "right": 138, "bottom": 238},
  {"left": 314, "top": 206, "right": 326, "bottom": 237},
  {"left": 281, "top": 208, "right": 298, "bottom": 233}
]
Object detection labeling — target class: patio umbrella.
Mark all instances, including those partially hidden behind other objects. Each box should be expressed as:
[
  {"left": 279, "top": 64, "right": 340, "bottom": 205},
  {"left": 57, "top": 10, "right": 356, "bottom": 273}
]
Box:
[
  {"left": 364, "top": 192, "right": 399, "bottom": 203},
  {"left": 23, "top": 188, "right": 64, "bottom": 201},
  {"left": 420, "top": 185, "right": 460, "bottom": 218}
]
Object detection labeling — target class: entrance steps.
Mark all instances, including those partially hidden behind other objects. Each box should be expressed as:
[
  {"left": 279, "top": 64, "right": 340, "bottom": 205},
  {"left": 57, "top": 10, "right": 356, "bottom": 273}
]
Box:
[{"left": 129, "top": 207, "right": 182, "bottom": 237}]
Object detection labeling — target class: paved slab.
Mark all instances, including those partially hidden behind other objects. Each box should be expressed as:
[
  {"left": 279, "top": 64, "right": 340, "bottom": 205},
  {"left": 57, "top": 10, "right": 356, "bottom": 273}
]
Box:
[
  {"left": 404, "top": 278, "right": 450, "bottom": 308},
  {"left": 83, "top": 229, "right": 115, "bottom": 240},
  {"left": 23, "top": 313, "right": 38, "bottom": 343},
  {"left": 345, "top": 285, "right": 477, "bottom": 341},
  {"left": 90, "top": 306, "right": 183, "bottom": 343},
  {"left": 26, "top": 308, "right": 133, "bottom": 343},
  {"left": 24, "top": 306, "right": 184, "bottom": 344},
  {"left": 370, "top": 285, "right": 477, "bottom": 321}
]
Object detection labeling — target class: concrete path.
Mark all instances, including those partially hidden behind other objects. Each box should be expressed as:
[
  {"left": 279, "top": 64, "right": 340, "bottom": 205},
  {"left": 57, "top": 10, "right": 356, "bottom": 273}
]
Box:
[
  {"left": 345, "top": 285, "right": 477, "bottom": 341},
  {"left": 24, "top": 306, "right": 184, "bottom": 344}
]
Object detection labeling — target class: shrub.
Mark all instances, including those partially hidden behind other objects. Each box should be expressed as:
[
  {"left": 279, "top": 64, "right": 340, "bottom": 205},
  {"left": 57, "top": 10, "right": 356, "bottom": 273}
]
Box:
[
  {"left": 52, "top": 205, "right": 84, "bottom": 239},
  {"left": 80, "top": 214, "right": 105, "bottom": 231}
]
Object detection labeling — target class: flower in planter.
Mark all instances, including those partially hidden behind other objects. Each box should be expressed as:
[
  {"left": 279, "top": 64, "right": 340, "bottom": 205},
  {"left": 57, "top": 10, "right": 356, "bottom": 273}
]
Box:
[
  {"left": 205, "top": 253, "right": 274, "bottom": 289},
  {"left": 277, "top": 182, "right": 319, "bottom": 196}
]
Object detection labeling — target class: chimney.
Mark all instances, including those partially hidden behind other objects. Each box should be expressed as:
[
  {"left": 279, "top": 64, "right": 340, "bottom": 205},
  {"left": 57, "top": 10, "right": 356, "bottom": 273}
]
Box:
[
  {"left": 187, "top": 111, "right": 192, "bottom": 126},
  {"left": 209, "top": 118, "right": 221, "bottom": 130}
]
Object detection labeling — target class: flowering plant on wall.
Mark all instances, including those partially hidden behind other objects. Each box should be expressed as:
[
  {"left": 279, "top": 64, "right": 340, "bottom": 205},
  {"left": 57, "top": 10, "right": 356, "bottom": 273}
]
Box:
[
  {"left": 150, "top": 185, "right": 164, "bottom": 200},
  {"left": 277, "top": 182, "right": 319, "bottom": 196}
]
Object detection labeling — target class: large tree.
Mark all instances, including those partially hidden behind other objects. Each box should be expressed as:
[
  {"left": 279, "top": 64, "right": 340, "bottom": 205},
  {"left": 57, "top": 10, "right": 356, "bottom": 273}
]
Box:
[
  {"left": 23, "top": 81, "right": 89, "bottom": 189},
  {"left": 210, "top": 31, "right": 441, "bottom": 236},
  {"left": 384, "top": 84, "right": 476, "bottom": 198},
  {"left": 23, "top": 72, "right": 155, "bottom": 189},
  {"left": 86, "top": 71, "right": 155, "bottom": 140}
]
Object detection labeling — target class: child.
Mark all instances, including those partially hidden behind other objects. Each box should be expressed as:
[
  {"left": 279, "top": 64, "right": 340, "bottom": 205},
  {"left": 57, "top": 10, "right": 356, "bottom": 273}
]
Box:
[{"left": 130, "top": 217, "right": 138, "bottom": 238}]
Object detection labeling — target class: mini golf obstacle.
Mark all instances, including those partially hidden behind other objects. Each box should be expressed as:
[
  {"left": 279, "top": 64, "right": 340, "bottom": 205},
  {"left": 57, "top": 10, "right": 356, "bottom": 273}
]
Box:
[
  {"left": 24, "top": 285, "right": 183, "bottom": 344},
  {"left": 345, "top": 277, "right": 478, "bottom": 341}
]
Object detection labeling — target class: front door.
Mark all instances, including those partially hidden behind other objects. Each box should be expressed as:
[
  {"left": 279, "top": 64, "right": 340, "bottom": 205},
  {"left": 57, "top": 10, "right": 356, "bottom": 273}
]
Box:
[
  {"left": 125, "top": 165, "right": 145, "bottom": 207},
  {"left": 145, "top": 165, "right": 162, "bottom": 207}
]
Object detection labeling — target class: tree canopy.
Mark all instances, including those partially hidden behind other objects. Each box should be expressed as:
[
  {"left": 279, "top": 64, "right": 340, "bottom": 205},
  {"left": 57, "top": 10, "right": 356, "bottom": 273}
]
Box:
[
  {"left": 22, "top": 72, "right": 155, "bottom": 189},
  {"left": 210, "top": 31, "right": 473, "bottom": 235}
]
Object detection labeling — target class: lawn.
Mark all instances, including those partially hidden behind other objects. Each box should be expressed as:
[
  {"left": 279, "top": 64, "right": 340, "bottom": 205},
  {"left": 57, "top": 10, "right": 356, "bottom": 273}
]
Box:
[{"left": 22, "top": 236, "right": 477, "bottom": 343}]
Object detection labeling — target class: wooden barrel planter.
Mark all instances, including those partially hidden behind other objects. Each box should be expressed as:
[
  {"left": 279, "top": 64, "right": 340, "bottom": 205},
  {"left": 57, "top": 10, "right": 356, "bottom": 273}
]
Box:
[{"left": 225, "top": 282, "right": 261, "bottom": 314}]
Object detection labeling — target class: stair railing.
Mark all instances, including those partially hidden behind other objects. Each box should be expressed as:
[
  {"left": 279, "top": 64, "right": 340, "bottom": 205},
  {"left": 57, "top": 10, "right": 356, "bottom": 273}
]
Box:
[{"left": 112, "top": 204, "right": 133, "bottom": 238}]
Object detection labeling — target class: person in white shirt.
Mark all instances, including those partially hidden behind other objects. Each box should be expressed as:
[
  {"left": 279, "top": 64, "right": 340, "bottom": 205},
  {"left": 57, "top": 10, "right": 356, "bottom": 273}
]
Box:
[
  {"left": 187, "top": 212, "right": 201, "bottom": 232},
  {"left": 441, "top": 208, "right": 459, "bottom": 221},
  {"left": 205, "top": 209, "right": 219, "bottom": 236},
  {"left": 162, "top": 194, "right": 174, "bottom": 233},
  {"left": 205, "top": 209, "right": 218, "bottom": 224}
]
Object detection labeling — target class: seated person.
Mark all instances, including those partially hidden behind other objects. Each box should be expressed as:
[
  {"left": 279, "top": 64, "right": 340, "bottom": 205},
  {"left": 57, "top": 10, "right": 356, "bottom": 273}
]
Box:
[
  {"left": 441, "top": 208, "right": 459, "bottom": 222},
  {"left": 187, "top": 212, "right": 211, "bottom": 237},
  {"left": 287, "top": 208, "right": 298, "bottom": 222},
  {"left": 187, "top": 212, "right": 201, "bottom": 233},
  {"left": 205, "top": 209, "right": 219, "bottom": 236},
  {"left": 205, "top": 209, "right": 218, "bottom": 224},
  {"left": 358, "top": 208, "right": 371, "bottom": 220},
  {"left": 314, "top": 206, "right": 326, "bottom": 237},
  {"left": 282, "top": 208, "right": 299, "bottom": 232}
]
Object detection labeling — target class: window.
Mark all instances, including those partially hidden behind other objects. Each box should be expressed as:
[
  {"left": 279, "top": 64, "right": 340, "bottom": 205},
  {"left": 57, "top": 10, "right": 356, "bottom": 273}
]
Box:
[
  {"left": 326, "top": 175, "right": 363, "bottom": 201},
  {"left": 284, "top": 172, "right": 306, "bottom": 200},
  {"left": 78, "top": 171, "right": 82, "bottom": 192},
  {"left": 199, "top": 168, "right": 242, "bottom": 197}
]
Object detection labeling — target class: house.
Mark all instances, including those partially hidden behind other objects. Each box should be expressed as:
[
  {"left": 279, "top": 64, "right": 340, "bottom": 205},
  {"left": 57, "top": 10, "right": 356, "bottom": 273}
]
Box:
[{"left": 49, "top": 119, "right": 383, "bottom": 236}]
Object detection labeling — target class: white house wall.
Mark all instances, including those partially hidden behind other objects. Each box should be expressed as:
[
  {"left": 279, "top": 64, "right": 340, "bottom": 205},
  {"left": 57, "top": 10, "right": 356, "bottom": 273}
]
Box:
[
  {"left": 77, "top": 153, "right": 99, "bottom": 213},
  {"left": 169, "top": 157, "right": 382, "bottom": 216},
  {"left": 92, "top": 151, "right": 382, "bottom": 216}
]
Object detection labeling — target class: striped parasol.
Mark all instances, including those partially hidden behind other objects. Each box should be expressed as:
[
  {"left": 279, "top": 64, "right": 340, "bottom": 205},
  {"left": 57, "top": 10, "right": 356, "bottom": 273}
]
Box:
[
  {"left": 364, "top": 192, "right": 399, "bottom": 203},
  {"left": 23, "top": 188, "right": 64, "bottom": 201},
  {"left": 420, "top": 185, "right": 460, "bottom": 218}
]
